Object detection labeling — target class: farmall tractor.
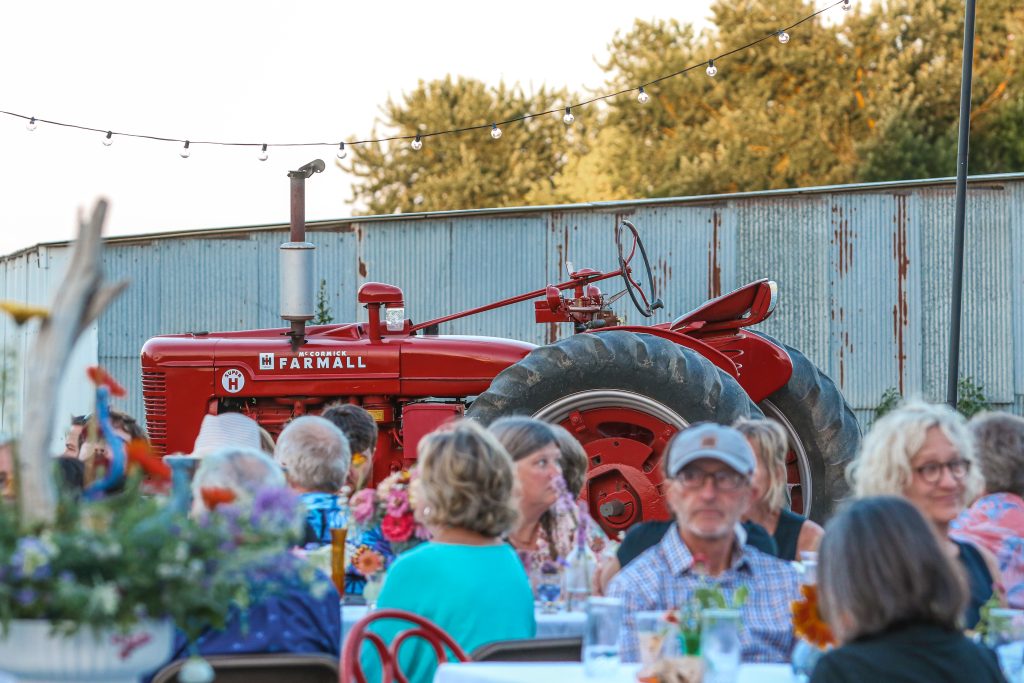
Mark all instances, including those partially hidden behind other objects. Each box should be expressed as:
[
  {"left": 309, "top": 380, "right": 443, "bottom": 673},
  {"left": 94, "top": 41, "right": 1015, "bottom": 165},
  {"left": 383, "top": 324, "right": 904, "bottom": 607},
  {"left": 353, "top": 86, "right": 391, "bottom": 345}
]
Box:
[{"left": 141, "top": 162, "right": 860, "bottom": 534}]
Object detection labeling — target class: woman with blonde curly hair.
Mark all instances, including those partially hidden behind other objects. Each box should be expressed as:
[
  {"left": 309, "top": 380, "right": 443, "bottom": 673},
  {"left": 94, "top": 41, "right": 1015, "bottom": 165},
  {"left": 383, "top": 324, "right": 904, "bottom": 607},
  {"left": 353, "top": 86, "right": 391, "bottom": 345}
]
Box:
[
  {"left": 362, "top": 420, "right": 534, "bottom": 683},
  {"left": 848, "top": 400, "right": 1002, "bottom": 627}
]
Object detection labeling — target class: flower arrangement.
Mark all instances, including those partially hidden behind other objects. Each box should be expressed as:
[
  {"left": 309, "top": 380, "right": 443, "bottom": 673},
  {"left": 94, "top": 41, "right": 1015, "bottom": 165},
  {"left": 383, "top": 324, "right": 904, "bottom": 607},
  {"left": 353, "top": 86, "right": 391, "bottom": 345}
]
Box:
[
  {"left": 790, "top": 583, "right": 835, "bottom": 649},
  {"left": 666, "top": 574, "right": 749, "bottom": 655},
  {"left": 347, "top": 469, "right": 429, "bottom": 583}
]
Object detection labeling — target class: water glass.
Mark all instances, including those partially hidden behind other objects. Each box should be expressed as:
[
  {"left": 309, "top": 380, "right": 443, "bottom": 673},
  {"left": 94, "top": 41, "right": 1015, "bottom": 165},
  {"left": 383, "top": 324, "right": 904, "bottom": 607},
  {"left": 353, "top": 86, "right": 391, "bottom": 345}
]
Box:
[
  {"left": 987, "top": 608, "right": 1024, "bottom": 682},
  {"left": 583, "top": 596, "right": 623, "bottom": 678},
  {"left": 701, "top": 608, "right": 741, "bottom": 683},
  {"left": 636, "top": 611, "right": 667, "bottom": 667}
]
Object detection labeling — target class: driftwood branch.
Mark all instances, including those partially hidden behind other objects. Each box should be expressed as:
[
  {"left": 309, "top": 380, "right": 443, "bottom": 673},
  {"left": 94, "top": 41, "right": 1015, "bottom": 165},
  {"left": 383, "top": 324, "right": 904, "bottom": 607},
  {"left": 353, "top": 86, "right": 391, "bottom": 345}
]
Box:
[{"left": 18, "top": 199, "right": 127, "bottom": 526}]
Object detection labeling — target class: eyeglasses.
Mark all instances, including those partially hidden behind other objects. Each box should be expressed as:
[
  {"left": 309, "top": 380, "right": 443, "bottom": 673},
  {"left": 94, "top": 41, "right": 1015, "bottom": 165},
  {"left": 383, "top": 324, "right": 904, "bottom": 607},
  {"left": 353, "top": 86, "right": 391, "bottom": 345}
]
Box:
[
  {"left": 675, "top": 466, "right": 748, "bottom": 491},
  {"left": 914, "top": 458, "right": 971, "bottom": 484}
]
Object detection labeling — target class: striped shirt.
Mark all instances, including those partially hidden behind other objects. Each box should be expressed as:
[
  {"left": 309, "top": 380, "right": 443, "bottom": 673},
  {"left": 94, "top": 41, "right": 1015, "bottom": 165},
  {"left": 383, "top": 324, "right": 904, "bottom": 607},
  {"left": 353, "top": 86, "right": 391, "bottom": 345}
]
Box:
[{"left": 608, "top": 522, "right": 800, "bottom": 663}]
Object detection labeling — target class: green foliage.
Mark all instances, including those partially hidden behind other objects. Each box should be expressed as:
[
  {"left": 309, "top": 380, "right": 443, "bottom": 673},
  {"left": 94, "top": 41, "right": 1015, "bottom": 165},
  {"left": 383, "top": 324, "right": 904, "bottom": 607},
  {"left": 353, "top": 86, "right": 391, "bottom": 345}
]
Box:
[
  {"left": 346, "top": 1, "right": 1024, "bottom": 211},
  {"left": 0, "top": 476, "right": 315, "bottom": 642},
  {"left": 345, "top": 76, "right": 587, "bottom": 214},
  {"left": 673, "top": 580, "right": 750, "bottom": 654},
  {"left": 955, "top": 376, "right": 990, "bottom": 419},
  {"left": 872, "top": 376, "right": 990, "bottom": 421},
  {"left": 314, "top": 279, "right": 334, "bottom": 325}
]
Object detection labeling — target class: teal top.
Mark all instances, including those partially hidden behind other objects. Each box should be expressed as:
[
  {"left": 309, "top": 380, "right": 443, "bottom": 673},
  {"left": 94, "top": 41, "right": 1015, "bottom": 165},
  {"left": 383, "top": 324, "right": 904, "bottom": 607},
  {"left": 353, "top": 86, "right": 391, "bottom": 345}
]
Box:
[{"left": 359, "top": 541, "right": 536, "bottom": 683}]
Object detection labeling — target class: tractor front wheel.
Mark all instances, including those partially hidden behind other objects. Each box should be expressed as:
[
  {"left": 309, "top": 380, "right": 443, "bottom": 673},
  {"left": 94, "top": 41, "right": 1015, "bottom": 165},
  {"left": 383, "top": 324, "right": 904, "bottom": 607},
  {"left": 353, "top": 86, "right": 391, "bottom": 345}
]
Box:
[{"left": 467, "top": 330, "right": 762, "bottom": 536}]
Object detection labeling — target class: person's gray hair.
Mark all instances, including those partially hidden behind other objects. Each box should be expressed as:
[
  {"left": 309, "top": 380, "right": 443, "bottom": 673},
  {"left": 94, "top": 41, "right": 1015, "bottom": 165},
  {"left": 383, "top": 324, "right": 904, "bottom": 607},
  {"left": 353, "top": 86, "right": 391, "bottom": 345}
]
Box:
[
  {"left": 191, "top": 446, "right": 286, "bottom": 512},
  {"left": 818, "top": 496, "right": 967, "bottom": 642},
  {"left": 274, "top": 415, "right": 351, "bottom": 492},
  {"left": 489, "top": 416, "right": 557, "bottom": 462},
  {"left": 968, "top": 411, "right": 1024, "bottom": 497},
  {"left": 417, "top": 420, "right": 518, "bottom": 538},
  {"left": 549, "top": 423, "right": 588, "bottom": 498},
  {"left": 847, "top": 400, "right": 983, "bottom": 501},
  {"left": 733, "top": 418, "right": 789, "bottom": 511}
]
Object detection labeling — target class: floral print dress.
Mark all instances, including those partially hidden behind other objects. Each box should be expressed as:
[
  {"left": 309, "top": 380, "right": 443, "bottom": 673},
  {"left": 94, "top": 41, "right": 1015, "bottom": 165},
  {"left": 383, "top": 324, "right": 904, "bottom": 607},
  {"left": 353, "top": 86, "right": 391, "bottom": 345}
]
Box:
[{"left": 951, "top": 492, "right": 1024, "bottom": 609}]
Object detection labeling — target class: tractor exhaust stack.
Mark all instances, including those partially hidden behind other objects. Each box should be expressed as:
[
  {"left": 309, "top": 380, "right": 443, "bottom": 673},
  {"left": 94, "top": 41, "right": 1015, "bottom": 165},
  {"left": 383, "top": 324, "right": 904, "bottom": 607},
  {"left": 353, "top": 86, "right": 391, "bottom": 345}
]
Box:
[{"left": 281, "top": 159, "right": 325, "bottom": 351}]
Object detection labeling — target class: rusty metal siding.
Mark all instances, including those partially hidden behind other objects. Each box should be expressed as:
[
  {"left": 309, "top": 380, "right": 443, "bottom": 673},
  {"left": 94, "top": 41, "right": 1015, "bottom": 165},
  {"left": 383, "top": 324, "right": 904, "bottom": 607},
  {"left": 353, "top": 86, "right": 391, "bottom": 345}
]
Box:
[{"left": 5, "top": 174, "right": 1024, "bottom": 435}]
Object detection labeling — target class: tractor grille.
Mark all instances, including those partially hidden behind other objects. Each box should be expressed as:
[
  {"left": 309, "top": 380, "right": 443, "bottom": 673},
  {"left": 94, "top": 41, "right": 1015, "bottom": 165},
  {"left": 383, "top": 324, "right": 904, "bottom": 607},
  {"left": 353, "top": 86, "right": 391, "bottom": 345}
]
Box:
[{"left": 141, "top": 371, "right": 168, "bottom": 455}]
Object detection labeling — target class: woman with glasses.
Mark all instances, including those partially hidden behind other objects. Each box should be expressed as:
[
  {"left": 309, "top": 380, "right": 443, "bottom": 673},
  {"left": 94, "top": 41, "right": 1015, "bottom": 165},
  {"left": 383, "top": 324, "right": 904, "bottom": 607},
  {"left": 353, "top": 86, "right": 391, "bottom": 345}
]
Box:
[{"left": 847, "top": 401, "right": 1003, "bottom": 627}]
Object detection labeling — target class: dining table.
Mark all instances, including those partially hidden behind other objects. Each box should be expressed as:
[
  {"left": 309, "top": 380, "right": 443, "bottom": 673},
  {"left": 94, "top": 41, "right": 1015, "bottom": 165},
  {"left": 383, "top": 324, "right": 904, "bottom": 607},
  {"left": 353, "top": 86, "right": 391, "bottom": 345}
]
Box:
[{"left": 432, "top": 661, "right": 796, "bottom": 683}]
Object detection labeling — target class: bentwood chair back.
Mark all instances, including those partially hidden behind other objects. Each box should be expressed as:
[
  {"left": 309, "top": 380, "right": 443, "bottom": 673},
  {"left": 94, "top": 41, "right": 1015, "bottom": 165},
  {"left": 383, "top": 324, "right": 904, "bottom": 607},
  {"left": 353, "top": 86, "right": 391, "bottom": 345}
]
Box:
[
  {"left": 151, "top": 653, "right": 338, "bottom": 683},
  {"left": 340, "top": 607, "right": 469, "bottom": 683}
]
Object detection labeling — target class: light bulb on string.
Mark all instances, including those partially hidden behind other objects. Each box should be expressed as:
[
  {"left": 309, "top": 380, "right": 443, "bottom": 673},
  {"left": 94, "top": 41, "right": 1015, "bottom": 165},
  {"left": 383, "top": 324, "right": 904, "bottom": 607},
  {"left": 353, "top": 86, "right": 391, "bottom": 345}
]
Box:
[
  {"left": 258, "top": 144, "right": 269, "bottom": 161},
  {"left": 26, "top": 117, "right": 37, "bottom": 131},
  {"left": 490, "top": 123, "right": 502, "bottom": 140},
  {"left": 778, "top": 31, "right": 790, "bottom": 44},
  {"left": 842, "top": 0, "right": 851, "bottom": 9},
  {"left": 562, "top": 107, "right": 575, "bottom": 125},
  {"left": 102, "top": 131, "right": 113, "bottom": 146},
  {"left": 637, "top": 87, "right": 650, "bottom": 104},
  {"left": 180, "top": 141, "right": 191, "bottom": 159},
  {"left": 411, "top": 135, "right": 423, "bottom": 151},
  {"left": 706, "top": 60, "right": 718, "bottom": 77},
  {"left": 337, "top": 142, "right": 347, "bottom": 160}
]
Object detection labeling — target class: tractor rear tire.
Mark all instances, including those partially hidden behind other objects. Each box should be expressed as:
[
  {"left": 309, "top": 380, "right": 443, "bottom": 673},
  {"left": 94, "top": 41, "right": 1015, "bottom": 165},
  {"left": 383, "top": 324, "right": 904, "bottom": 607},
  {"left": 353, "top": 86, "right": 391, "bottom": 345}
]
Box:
[
  {"left": 755, "top": 333, "right": 861, "bottom": 522},
  {"left": 468, "top": 330, "right": 760, "bottom": 426},
  {"left": 467, "top": 331, "right": 762, "bottom": 533}
]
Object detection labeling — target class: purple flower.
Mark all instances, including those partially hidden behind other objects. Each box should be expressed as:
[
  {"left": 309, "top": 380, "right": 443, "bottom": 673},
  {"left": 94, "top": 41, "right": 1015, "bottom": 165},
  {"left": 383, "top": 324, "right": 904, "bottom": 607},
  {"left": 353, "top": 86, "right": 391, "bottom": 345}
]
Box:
[
  {"left": 251, "top": 486, "right": 301, "bottom": 530},
  {"left": 15, "top": 588, "right": 37, "bottom": 606},
  {"left": 10, "top": 537, "right": 54, "bottom": 580}
]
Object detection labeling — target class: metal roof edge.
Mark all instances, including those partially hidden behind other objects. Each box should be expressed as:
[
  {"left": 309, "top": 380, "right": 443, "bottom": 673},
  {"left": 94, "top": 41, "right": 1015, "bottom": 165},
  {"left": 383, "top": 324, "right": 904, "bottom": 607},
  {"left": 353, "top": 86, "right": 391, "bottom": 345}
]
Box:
[{"left": 5, "top": 172, "right": 1024, "bottom": 259}]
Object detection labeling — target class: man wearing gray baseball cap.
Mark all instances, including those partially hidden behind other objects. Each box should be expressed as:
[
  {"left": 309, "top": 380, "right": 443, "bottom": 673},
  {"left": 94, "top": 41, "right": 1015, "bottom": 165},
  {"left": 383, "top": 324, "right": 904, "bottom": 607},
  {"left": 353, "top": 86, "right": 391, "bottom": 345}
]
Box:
[{"left": 608, "top": 422, "right": 800, "bottom": 664}]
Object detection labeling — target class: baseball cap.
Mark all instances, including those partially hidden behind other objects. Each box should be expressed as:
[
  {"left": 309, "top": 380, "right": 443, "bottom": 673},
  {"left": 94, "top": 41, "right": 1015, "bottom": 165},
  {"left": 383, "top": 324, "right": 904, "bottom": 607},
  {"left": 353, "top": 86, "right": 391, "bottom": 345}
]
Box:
[{"left": 666, "top": 422, "right": 755, "bottom": 477}]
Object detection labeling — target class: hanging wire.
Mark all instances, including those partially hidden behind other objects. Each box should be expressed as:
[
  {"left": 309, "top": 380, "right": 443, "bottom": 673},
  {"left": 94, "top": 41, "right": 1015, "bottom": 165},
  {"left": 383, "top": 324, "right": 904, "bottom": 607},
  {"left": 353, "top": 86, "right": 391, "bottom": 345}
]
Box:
[{"left": 0, "top": 0, "right": 847, "bottom": 154}]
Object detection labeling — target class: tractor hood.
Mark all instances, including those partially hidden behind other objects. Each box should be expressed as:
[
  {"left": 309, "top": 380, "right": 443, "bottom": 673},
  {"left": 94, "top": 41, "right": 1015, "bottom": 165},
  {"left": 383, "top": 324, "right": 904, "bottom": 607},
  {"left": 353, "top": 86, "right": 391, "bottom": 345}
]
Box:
[{"left": 141, "top": 324, "right": 535, "bottom": 400}]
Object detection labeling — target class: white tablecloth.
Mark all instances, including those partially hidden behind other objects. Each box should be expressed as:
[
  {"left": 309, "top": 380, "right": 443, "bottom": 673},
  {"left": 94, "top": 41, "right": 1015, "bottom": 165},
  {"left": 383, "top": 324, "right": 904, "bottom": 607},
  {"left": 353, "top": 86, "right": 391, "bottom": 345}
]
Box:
[
  {"left": 342, "top": 605, "right": 586, "bottom": 644},
  {"left": 433, "top": 662, "right": 794, "bottom": 683}
]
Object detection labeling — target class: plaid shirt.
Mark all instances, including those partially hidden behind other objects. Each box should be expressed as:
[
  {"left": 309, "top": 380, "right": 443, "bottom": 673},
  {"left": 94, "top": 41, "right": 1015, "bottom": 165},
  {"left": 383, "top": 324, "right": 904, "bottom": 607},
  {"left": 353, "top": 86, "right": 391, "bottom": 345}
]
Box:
[{"left": 608, "top": 522, "right": 800, "bottom": 663}]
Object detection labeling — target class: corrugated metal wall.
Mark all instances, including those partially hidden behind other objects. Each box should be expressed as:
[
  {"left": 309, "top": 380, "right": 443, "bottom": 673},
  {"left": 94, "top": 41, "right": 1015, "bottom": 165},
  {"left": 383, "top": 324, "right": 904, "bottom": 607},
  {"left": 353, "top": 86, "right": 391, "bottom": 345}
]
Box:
[{"left": 4, "top": 174, "right": 1024, "bottom": 440}]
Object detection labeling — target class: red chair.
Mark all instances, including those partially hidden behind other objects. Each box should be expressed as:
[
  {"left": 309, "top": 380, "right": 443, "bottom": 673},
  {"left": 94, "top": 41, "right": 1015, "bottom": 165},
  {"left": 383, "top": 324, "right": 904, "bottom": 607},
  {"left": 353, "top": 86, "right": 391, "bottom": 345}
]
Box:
[{"left": 340, "top": 608, "right": 469, "bottom": 683}]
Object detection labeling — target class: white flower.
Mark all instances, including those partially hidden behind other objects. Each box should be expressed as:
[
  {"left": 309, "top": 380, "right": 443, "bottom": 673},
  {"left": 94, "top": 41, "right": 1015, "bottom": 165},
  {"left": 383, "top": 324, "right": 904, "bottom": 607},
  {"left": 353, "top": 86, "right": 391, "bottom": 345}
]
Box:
[{"left": 93, "top": 583, "right": 120, "bottom": 615}]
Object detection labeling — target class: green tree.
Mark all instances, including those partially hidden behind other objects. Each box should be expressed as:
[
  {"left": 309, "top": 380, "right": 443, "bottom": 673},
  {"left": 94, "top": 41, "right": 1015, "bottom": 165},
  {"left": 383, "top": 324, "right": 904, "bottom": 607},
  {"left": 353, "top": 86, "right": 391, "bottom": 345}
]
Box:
[{"left": 344, "top": 76, "right": 587, "bottom": 214}]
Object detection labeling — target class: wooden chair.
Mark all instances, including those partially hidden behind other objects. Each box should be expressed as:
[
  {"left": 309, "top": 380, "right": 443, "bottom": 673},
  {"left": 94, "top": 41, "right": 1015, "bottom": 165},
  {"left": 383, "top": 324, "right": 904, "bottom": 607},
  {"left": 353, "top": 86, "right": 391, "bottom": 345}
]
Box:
[
  {"left": 471, "top": 636, "right": 583, "bottom": 662},
  {"left": 150, "top": 653, "right": 338, "bottom": 683},
  {"left": 340, "top": 608, "right": 469, "bottom": 683}
]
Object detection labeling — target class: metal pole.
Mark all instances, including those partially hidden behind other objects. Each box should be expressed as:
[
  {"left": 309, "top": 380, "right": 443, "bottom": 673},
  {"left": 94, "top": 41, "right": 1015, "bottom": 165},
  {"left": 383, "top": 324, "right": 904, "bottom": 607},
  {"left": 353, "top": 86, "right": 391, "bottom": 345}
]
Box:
[{"left": 946, "top": 0, "right": 977, "bottom": 409}]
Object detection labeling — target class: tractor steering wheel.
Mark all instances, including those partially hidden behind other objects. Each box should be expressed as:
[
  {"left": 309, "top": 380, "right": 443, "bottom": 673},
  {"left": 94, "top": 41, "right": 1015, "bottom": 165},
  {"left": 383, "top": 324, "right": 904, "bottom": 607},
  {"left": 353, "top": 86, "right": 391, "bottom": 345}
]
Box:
[{"left": 615, "top": 220, "right": 662, "bottom": 317}]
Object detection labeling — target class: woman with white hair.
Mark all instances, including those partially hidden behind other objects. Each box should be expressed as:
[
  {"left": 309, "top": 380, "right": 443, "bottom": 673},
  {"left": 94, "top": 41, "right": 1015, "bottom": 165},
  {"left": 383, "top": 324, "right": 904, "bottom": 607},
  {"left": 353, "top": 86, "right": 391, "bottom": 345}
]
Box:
[
  {"left": 848, "top": 401, "right": 1002, "bottom": 627},
  {"left": 952, "top": 411, "right": 1024, "bottom": 609},
  {"left": 734, "top": 418, "right": 823, "bottom": 560},
  {"left": 811, "top": 496, "right": 1004, "bottom": 683},
  {"left": 167, "top": 446, "right": 341, "bottom": 664}
]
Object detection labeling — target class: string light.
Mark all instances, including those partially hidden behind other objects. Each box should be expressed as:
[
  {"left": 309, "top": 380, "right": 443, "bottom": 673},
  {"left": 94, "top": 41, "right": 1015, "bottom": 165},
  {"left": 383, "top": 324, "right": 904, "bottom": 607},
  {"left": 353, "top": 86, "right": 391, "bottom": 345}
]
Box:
[
  {"left": 0, "top": 1, "right": 847, "bottom": 159},
  {"left": 180, "top": 141, "right": 191, "bottom": 158},
  {"left": 102, "top": 131, "right": 113, "bottom": 146}
]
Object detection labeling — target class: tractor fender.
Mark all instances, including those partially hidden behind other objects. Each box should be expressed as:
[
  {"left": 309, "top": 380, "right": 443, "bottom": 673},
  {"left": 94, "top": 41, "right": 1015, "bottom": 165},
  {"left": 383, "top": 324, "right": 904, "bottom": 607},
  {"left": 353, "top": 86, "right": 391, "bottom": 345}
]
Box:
[{"left": 595, "top": 326, "right": 739, "bottom": 378}]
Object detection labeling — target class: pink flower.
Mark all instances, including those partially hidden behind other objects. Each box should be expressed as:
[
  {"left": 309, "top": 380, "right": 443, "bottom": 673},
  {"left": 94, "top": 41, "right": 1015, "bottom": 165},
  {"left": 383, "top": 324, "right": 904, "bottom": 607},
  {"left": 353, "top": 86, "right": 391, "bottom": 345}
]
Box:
[
  {"left": 385, "top": 488, "right": 410, "bottom": 518},
  {"left": 381, "top": 514, "right": 414, "bottom": 542},
  {"left": 350, "top": 488, "right": 376, "bottom": 525}
]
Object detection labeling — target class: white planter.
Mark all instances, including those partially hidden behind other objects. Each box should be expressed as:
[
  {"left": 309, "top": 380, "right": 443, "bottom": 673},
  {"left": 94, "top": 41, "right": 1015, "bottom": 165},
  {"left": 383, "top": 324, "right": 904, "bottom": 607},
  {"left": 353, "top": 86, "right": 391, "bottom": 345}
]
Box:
[{"left": 0, "top": 619, "right": 173, "bottom": 683}]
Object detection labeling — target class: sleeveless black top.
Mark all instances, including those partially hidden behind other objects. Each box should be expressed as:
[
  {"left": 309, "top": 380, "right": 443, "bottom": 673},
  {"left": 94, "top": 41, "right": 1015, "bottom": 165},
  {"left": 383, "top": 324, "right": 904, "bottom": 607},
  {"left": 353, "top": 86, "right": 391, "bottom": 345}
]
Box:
[
  {"left": 772, "top": 508, "right": 806, "bottom": 561},
  {"left": 954, "top": 539, "right": 994, "bottom": 629}
]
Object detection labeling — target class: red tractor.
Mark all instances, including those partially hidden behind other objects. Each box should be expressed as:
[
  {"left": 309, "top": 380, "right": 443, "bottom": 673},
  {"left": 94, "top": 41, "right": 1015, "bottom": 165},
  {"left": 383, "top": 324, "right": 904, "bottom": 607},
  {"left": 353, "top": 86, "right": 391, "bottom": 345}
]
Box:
[{"left": 141, "top": 162, "right": 859, "bottom": 533}]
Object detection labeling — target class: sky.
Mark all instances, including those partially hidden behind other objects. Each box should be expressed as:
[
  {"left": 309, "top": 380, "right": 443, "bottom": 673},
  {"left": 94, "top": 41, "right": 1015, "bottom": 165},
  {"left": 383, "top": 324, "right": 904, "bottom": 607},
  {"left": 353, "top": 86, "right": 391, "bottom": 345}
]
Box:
[{"left": 0, "top": 1, "right": 716, "bottom": 257}]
